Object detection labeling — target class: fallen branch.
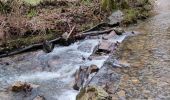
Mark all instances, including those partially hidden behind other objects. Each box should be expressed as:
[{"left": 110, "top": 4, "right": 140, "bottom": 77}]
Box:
[
  {"left": 0, "top": 37, "right": 61, "bottom": 58},
  {"left": 75, "top": 28, "right": 116, "bottom": 39},
  {"left": 0, "top": 23, "right": 120, "bottom": 58}
]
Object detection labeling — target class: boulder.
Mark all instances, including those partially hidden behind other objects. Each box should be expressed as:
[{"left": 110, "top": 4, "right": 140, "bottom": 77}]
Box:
[
  {"left": 76, "top": 85, "right": 110, "bottom": 100},
  {"left": 108, "top": 10, "right": 124, "bottom": 26},
  {"left": 73, "top": 65, "right": 99, "bottom": 90},
  {"left": 102, "top": 31, "right": 116, "bottom": 40},
  {"left": 98, "top": 40, "right": 115, "bottom": 53},
  {"left": 73, "top": 66, "right": 88, "bottom": 90},
  {"left": 114, "top": 28, "right": 125, "bottom": 35}
]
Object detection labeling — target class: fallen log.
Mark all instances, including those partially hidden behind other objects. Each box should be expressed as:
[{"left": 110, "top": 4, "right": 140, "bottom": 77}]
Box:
[
  {"left": 0, "top": 26, "right": 123, "bottom": 58},
  {"left": 0, "top": 37, "right": 61, "bottom": 58},
  {"left": 75, "top": 28, "right": 116, "bottom": 40}
]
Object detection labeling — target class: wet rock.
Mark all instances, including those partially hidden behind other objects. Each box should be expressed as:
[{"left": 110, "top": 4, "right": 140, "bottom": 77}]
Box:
[
  {"left": 73, "top": 66, "right": 88, "bottom": 90},
  {"left": 76, "top": 85, "right": 110, "bottom": 100},
  {"left": 73, "top": 65, "right": 99, "bottom": 90},
  {"left": 88, "top": 64, "right": 99, "bottom": 74},
  {"left": 114, "top": 28, "right": 125, "bottom": 35},
  {"left": 11, "top": 81, "right": 33, "bottom": 93},
  {"left": 102, "top": 31, "right": 116, "bottom": 40},
  {"left": 108, "top": 10, "right": 124, "bottom": 26},
  {"left": 77, "top": 42, "right": 98, "bottom": 53},
  {"left": 33, "top": 95, "right": 46, "bottom": 100},
  {"left": 98, "top": 40, "right": 116, "bottom": 53},
  {"left": 42, "top": 40, "right": 55, "bottom": 53},
  {"left": 112, "top": 59, "right": 130, "bottom": 68}
]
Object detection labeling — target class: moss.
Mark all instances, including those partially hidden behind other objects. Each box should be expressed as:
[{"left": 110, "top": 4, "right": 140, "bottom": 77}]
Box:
[
  {"left": 122, "top": 9, "right": 139, "bottom": 24},
  {"left": 2, "top": 33, "right": 56, "bottom": 51},
  {"left": 23, "top": 0, "right": 42, "bottom": 6},
  {"left": 27, "top": 8, "right": 37, "bottom": 18}
]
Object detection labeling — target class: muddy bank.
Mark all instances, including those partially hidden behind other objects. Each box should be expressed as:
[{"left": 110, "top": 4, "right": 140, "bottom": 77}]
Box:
[{"left": 0, "top": 0, "right": 152, "bottom": 54}]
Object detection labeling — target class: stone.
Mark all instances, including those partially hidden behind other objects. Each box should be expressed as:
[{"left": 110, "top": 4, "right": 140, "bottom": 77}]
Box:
[
  {"left": 11, "top": 81, "right": 33, "bottom": 92},
  {"left": 33, "top": 95, "right": 46, "bottom": 100},
  {"left": 88, "top": 64, "right": 99, "bottom": 74},
  {"left": 108, "top": 10, "right": 124, "bottom": 25},
  {"left": 102, "top": 31, "right": 116, "bottom": 40},
  {"left": 73, "top": 65, "right": 99, "bottom": 90},
  {"left": 98, "top": 40, "right": 115, "bottom": 53},
  {"left": 112, "top": 59, "right": 130, "bottom": 68},
  {"left": 11, "top": 81, "right": 25, "bottom": 92},
  {"left": 73, "top": 66, "right": 88, "bottom": 90},
  {"left": 114, "top": 28, "right": 125, "bottom": 35},
  {"left": 76, "top": 85, "right": 110, "bottom": 100},
  {"left": 131, "top": 78, "right": 140, "bottom": 84},
  {"left": 42, "top": 40, "right": 55, "bottom": 53},
  {"left": 117, "top": 90, "right": 126, "bottom": 98}
]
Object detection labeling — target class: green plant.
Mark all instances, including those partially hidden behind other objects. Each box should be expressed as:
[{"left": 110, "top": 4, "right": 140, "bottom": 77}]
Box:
[
  {"left": 0, "top": 1, "right": 12, "bottom": 14},
  {"left": 27, "top": 8, "right": 37, "bottom": 18}
]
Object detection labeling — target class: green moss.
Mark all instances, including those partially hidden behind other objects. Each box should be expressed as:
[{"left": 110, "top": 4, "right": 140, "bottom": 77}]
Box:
[
  {"left": 23, "top": 0, "right": 42, "bottom": 6},
  {"left": 3, "top": 33, "right": 56, "bottom": 51},
  {"left": 27, "top": 8, "right": 37, "bottom": 18},
  {"left": 123, "top": 9, "right": 139, "bottom": 24}
]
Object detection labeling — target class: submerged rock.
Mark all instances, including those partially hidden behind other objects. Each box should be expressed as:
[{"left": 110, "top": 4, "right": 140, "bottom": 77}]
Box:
[
  {"left": 33, "top": 95, "right": 46, "bottom": 100},
  {"left": 76, "top": 85, "right": 110, "bottom": 100}
]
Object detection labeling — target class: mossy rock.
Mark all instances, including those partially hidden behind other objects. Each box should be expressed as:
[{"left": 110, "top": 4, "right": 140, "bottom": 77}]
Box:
[{"left": 76, "top": 85, "right": 110, "bottom": 100}]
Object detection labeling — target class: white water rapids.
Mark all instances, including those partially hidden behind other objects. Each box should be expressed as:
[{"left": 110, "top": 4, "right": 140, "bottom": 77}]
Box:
[{"left": 0, "top": 34, "right": 128, "bottom": 100}]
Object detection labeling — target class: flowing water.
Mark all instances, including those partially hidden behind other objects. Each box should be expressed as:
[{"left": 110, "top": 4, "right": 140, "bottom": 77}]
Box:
[{"left": 0, "top": 33, "right": 127, "bottom": 100}]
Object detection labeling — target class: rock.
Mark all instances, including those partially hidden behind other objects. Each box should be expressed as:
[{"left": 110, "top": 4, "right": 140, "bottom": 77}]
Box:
[
  {"left": 102, "top": 31, "right": 116, "bottom": 40},
  {"left": 73, "top": 65, "right": 99, "bottom": 90},
  {"left": 76, "top": 85, "right": 110, "bottom": 100},
  {"left": 11, "top": 81, "right": 25, "bottom": 92},
  {"left": 62, "top": 32, "right": 69, "bottom": 40},
  {"left": 73, "top": 66, "right": 88, "bottom": 90},
  {"left": 88, "top": 64, "right": 99, "bottom": 74},
  {"left": 117, "top": 90, "right": 126, "bottom": 98},
  {"left": 108, "top": 10, "right": 124, "bottom": 26},
  {"left": 114, "top": 28, "right": 125, "bottom": 35},
  {"left": 131, "top": 78, "right": 140, "bottom": 84},
  {"left": 77, "top": 42, "right": 98, "bottom": 53},
  {"left": 33, "top": 95, "right": 46, "bottom": 100},
  {"left": 112, "top": 59, "right": 130, "bottom": 68},
  {"left": 11, "top": 81, "right": 33, "bottom": 93},
  {"left": 98, "top": 40, "right": 116, "bottom": 53},
  {"left": 42, "top": 40, "right": 55, "bottom": 53}
]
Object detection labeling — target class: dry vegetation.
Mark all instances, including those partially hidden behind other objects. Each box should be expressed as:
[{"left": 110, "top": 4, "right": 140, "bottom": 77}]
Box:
[{"left": 0, "top": 0, "right": 151, "bottom": 53}]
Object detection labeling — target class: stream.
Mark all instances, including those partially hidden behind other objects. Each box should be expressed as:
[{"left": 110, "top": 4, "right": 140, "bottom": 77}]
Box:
[{"left": 0, "top": 0, "right": 170, "bottom": 100}]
